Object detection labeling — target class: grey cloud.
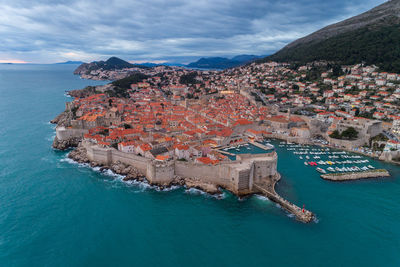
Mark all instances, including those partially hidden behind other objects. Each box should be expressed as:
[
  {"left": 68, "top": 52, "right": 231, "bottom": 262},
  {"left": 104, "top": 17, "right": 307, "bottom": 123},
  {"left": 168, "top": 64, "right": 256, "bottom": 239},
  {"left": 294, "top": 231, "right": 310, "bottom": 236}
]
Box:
[{"left": 0, "top": 0, "right": 386, "bottom": 63}]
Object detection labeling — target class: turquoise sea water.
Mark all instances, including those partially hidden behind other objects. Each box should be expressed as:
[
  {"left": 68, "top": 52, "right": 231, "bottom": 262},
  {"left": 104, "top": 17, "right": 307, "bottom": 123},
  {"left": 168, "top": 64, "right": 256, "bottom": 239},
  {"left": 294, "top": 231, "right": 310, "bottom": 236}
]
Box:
[{"left": 1, "top": 64, "right": 400, "bottom": 267}]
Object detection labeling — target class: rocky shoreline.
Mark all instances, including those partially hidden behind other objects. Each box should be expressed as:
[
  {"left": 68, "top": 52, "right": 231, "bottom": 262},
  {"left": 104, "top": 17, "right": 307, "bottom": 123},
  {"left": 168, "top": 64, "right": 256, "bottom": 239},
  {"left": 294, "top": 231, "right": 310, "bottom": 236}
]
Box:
[
  {"left": 53, "top": 136, "right": 81, "bottom": 150},
  {"left": 67, "top": 143, "right": 222, "bottom": 195}
]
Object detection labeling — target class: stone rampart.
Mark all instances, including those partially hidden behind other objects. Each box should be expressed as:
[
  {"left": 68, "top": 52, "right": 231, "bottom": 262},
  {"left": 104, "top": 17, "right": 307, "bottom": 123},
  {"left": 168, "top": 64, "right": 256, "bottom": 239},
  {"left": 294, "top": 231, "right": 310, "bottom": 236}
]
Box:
[
  {"left": 175, "top": 161, "right": 236, "bottom": 191},
  {"left": 83, "top": 140, "right": 150, "bottom": 174},
  {"left": 82, "top": 140, "right": 278, "bottom": 195},
  {"left": 147, "top": 161, "right": 175, "bottom": 185},
  {"left": 326, "top": 136, "right": 365, "bottom": 150},
  {"left": 56, "top": 126, "right": 88, "bottom": 141}
]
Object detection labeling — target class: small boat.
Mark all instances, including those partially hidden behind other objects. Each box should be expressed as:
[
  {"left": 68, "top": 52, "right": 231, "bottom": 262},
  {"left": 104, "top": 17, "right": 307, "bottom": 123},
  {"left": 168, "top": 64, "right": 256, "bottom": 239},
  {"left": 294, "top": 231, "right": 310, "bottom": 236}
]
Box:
[
  {"left": 299, "top": 156, "right": 303, "bottom": 159},
  {"left": 368, "top": 165, "right": 375, "bottom": 169},
  {"left": 316, "top": 167, "right": 327, "bottom": 174},
  {"left": 327, "top": 167, "right": 335, "bottom": 172},
  {"left": 304, "top": 162, "right": 308, "bottom": 166},
  {"left": 306, "top": 156, "right": 310, "bottom": 159}
]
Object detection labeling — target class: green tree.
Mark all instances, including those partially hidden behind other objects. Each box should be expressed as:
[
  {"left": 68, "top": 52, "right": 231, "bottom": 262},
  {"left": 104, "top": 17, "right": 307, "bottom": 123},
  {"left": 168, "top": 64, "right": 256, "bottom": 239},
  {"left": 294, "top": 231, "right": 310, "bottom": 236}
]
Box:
[
  {"left": 341, "top": 127, "right": 358, "bottom": 140},
  {"left": 329, "top": 130, "right": 341, "bottom": 139}
]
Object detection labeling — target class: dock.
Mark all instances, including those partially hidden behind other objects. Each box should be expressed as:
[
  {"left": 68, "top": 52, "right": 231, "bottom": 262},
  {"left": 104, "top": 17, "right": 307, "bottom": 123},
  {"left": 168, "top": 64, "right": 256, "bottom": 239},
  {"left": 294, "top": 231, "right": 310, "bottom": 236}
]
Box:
[
  {"left": 251, "top": 141, "right": 274, "bottom": 151},
  {"left": 253, "top": 183, "right": 314, "bottom": 223},
  {"left": 217, "top": 150, "right": 236, "bottom": 157}
]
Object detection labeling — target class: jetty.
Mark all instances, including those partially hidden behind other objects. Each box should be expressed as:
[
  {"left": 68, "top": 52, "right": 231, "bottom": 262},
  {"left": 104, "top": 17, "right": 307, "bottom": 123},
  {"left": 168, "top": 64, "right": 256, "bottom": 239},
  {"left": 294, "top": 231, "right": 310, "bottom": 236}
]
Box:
[
  {"left": 252, "top": 141, "right": 274, "bottom": 151},
  {"left": 253, "top": 183, "right": 314, "bottom": 223},
  {"left": 217, "top": 150, "right": 236, "bottom": 157},
  {"left": 321, "top": 169, "right": 390, "bottom": 181}
]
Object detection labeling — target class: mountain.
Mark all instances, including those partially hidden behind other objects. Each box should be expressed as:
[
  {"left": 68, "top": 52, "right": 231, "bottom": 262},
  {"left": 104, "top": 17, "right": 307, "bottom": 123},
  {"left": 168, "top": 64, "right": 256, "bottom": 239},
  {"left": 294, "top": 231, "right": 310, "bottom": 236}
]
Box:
[
  {"left": 138, "top": 62, "right": 186, "bottom": 68},
  {"left": 231, "top": 55, "right": 261, "bottom": 62},
  {"left": 55, "top": 61, "right": 84, "bottom": 65},
  {"left": 264, "top": 0, "right": 400, "bottom": 72},
  {"left": 74, "top": 57, "right": 147, "bottom": 75},
  {"left": 187, "top": 55, "right": 262, "bottom": 69}
]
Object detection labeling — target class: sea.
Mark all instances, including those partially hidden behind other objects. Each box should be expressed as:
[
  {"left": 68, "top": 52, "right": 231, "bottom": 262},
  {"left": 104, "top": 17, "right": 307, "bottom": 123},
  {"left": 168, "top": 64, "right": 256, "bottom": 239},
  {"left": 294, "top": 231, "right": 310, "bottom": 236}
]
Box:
[{"left": 0, "top": 64, "right": 400, "bottom": 267}]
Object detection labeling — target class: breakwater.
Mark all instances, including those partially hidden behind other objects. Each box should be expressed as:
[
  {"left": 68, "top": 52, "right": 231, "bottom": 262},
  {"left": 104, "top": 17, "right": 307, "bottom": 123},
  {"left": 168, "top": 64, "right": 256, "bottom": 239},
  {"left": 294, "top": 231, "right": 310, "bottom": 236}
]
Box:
[
  {"left": 253, "top": 183, "right": 314, "bottom": 223},
  {"left": 251, "top": 141, "right": 274, "bottom": 151},
  {"left": 321, "top": 169, "right": 390, "bottom": 181}
]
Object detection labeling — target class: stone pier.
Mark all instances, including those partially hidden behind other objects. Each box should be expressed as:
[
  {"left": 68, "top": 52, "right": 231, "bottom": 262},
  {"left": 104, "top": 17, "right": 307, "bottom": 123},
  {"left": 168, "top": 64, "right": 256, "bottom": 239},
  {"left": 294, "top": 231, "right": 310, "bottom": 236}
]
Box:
[
  {"left": 251, "top": 141, "right": 274, "bottom": 151},
  {"left": 253, "top": 183, "right": 314, "bottom": 223}
]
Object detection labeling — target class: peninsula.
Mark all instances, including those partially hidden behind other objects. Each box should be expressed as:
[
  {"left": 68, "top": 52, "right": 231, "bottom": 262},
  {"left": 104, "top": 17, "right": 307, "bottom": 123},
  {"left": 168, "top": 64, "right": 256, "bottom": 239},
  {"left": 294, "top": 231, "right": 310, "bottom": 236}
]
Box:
[
  {"left": 52, "top": 63, "right": 320, "bottom": 223},
  {"left": 52, "top": 1, "right": 400, "bottom": 222}
]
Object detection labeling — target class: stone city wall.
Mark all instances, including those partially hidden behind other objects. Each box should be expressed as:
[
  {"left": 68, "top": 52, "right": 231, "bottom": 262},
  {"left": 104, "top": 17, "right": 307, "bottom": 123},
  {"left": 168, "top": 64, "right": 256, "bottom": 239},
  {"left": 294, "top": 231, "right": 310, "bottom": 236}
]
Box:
[
  {"left": 83, "top": 140, "right": 150, "bottom": 174},
  {"left": 82, "top": 141, "right": 278, "bottom": 195},
  {"left": 56, "top": 126, "right": 88, "bottom": 141},
  {"left": 175, "top": 161, "right": 236, "bottom": 191},
  {"left": 262, "top": 133, "right": 311, "bottom": 145},
  {"left": 146, "top": 161, "right": 175, "bottom": 185},
  {"left": 326, "top": 136, "right": 365, "bottom": 150}
]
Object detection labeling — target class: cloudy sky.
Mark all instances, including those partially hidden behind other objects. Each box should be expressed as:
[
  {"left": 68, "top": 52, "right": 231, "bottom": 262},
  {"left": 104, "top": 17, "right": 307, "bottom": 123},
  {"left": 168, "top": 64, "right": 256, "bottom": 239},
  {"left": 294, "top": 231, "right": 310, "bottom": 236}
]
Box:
[{"left": 0, "top": 0, "right": 386, "bottom": 63}]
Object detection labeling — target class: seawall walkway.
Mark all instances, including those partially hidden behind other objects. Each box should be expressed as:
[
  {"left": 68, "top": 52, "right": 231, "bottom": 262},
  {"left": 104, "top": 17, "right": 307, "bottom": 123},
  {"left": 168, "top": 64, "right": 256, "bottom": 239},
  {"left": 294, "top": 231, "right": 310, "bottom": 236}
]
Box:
[{"left": 254, "top": 183, "right": 314, "bottom": 223}]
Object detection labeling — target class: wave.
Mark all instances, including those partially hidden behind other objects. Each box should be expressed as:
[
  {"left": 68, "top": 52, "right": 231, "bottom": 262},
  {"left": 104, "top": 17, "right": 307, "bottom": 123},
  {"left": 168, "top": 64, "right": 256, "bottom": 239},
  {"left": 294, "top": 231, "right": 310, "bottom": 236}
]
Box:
[
  {"left": 184, "top": 187, "right": 226, "bottom": 199},
  {"left": 46, "top": 134, "right": 56, "bottom": 142},
  {"left": 254, "top": 195, "right": 270, "bottom": 202},
  {"left": 60, "top": 156, "right": 228, "bottom": 199},
  {"left": 60, "top": 157, "right": 88, "bottom": 167},
  {"left": 43, "top": 121, "right": 56, "bottom": 129},
  {"left": 60, "top": 155, "right": 182, "bottom": 193}
]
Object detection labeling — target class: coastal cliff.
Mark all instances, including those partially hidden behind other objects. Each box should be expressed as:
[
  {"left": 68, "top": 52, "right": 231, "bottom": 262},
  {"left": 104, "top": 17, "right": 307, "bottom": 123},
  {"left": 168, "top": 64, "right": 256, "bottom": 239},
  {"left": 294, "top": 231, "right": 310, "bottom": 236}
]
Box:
[{"left": 50, "top": 103, "right": 78, "bottom": 150}]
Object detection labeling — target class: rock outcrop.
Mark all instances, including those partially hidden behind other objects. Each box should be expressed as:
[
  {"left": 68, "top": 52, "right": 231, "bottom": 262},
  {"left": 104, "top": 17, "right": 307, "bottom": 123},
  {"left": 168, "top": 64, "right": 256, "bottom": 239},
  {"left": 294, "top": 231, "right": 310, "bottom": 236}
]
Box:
[
  {"left": 182, "top": 178, "right": 221, "bottom": 195},
  {"left": 52, "top": 136, "right": 81, "bottom": 150},
  {"left": 50, "top": 111, "right": 73, "bottom": 127}
]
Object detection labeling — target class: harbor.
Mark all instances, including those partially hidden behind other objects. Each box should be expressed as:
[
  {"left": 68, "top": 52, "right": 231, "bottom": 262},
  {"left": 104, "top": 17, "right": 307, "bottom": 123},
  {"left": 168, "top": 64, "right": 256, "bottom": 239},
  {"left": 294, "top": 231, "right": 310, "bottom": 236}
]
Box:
[
  {"left": 217, "top": 140, "right": 315, "bottom": 222},
  {"left": 276, "top": 140, "right": 390, "bottom": 179}
]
